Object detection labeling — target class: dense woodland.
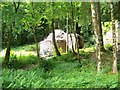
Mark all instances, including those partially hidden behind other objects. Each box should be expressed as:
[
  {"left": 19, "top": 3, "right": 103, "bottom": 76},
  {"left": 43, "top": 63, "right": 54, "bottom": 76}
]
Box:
[{"left": 1, "top": 1, "right": 120, "bottom": 89}]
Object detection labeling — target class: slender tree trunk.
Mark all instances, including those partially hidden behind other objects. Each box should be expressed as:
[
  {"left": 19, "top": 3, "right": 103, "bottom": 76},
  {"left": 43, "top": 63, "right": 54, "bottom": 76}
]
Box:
[
  {"left": 110, "top": 2, "right": 118, "bottom": 74},
  {"left": 66, "top": 14, "right": 69, "bottom": 53},
  {"left": 31, "top": 2, "right": 40, "bottom": 65},
  {"left": 73, "top": 17, "right": 77, "bottom": 50},
  {"left": 73, "top": 17, "right": 80, "bottom": 63},
  {"left": 3, "top": 2, "right": 20, "bottom": 65},
  {"left": 72, "top": 2, "right": 80, "bottom": 63},
  {"left": 33, "top": 26, "right": 40, "bottom": 65},
  {"left": 51, "top": 19, "right": 61, "bottom": 56},
  {"left": 96, "top": 2, "right": 105, "bottom": 51},
  {"left": 70, "top": 28, "right": 76, "bottom": 53},
  {"left": 70, "top": 34, "right": 75, "bottom": 53},
  {"left": 52, "top": 2, "right": 61, "bottom": 56},
  {"left": 118, "top": 1, "right": 120, "bottom": 21},
  {"left": 71, "top": 2, "right": 77, "bottom": 54},
  {"left": 91, "top": 1, "right": 101, "bottom": 72},
  {"left": 3, "top": 25, "right": 12, "bottom": 65}
]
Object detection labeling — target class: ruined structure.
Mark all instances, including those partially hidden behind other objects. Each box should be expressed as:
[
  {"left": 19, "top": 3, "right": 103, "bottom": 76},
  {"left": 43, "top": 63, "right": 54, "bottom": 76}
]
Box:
[{"left": 40, "top": 29, "right": 84, "bottom": 57}]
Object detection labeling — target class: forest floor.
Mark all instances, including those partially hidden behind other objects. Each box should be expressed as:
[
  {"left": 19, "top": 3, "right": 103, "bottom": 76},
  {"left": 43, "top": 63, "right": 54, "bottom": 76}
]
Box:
[{"left": 1, "top": 44, "right": 119, "bottom": 88}]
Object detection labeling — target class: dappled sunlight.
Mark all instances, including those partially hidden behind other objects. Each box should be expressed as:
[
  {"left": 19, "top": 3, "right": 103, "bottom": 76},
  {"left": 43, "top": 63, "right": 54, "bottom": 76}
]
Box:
[
  {"left": 0, "top": 49, "right": 36, "bottom": 57},
  {"left": 13, "top": 50, "right": 36, "bottom": 57},
  {"left": 2, "top": 1, "right": 119, "bottom": 88},
  {"left": 0, "top": 49, "right": 6, "bottom": 57},
  {"left": 80, "top": 47, "right": 95, "bottom": 53}
]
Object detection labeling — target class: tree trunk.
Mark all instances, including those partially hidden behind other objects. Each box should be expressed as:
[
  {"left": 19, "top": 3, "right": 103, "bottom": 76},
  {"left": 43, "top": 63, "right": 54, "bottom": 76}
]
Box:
[
  {"left": 73, "top": 17, "right": 80, "bottom": 63},
  {"left": 51, "top": 19, "right": 61, "bottom": 56},
  {"left": 71, "top": 2, "right": 77, "bottom": 54},
  {"left": 66, "top": 14, "right": 69, "bottom": 53},
  {"left": 91, "top": 1, "right": 101, "bottom": 72},
  {"left": 3, "top": 26, "right": 12, "bottom": 65},
  {"left": 118, "top": 1, "right": 120, "bottom": 21},
  {"left": 69, "top": 29, "right": 76, "bottom": 54},
  {"left": 33, "top": 26, "right": 40, "bottom": 65},
  {"left": 76, "top": 23, "right": 81, "bottom": 63},
  {"left": 3, "top": 2, "right": 20, "bottom": 65},
  {"left": 31, "top": 2, "right": 40, "bottom": 65},
  {"left": 96, "top": 2, "right": 105, "bottom": 51},
  {"left": 110, "top": 2, "right": 118, "bottom": 74},
  {"left": 73, "top": 18, "right": 77, "bottom": 50}
]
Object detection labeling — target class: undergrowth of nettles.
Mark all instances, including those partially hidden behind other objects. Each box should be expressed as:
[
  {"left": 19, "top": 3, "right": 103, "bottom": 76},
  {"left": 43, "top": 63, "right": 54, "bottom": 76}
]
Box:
[{"left": 1, "top": 45, "right": 118, "bottom": 88}]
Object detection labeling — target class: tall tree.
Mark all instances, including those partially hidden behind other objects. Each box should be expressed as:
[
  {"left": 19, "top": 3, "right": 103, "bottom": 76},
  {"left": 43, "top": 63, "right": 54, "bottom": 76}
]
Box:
[
  {"left": 52, "top": 2, "right": 61, "bottom": 56},
  {"left": 91, "top": 1, "right": 101, "bottom": 72},
  {"left": 118, "top": 1, "right": 120, "bottom": 21},
  {"left": 3, "top": 2, "right": 20, "bottom": 65},
  {"left": 66, "top": 13, "right": 69, "bottom": 53},
  {"left": 96, "top": 2, "right": 105, "bottom": 51},
  {"left": 110, "top": 1, "right": 118, "bottom": 74},
  {"left": 31, "top": 2, "right": 40, "bottom": 65},
  {"left": 71, "top": 2, "right": 77, "bottom": 54}
]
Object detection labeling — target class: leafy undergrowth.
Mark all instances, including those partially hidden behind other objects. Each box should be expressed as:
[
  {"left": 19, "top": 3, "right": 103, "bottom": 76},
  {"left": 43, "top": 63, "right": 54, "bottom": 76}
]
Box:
[
  {"left": 2, "top": 61, "right": 118, "bottom": 89},
  {"left": 1, "top": 45, "right": 118, "bottom": 88},
  {"left": 2, "top": 51, "right": 118, "bottom": 89}
]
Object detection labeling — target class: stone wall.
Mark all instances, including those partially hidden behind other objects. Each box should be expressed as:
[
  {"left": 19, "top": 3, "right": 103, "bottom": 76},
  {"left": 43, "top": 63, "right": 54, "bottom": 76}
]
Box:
[{"left": 40, "top": 29, "right": 84, "bottom": 57}]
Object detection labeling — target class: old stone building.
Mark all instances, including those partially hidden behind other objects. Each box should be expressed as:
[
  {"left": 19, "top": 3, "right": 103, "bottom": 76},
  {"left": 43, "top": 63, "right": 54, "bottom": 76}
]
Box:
[{"left": 40, "top": 29, "right": 84, "bottom": 57}]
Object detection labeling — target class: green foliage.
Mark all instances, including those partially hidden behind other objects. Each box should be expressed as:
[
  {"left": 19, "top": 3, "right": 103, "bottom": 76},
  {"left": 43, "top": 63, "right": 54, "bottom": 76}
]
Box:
[
  {"left": 80, "top": 50, "right": 91, "bottom": 59},
  {"left": 7, "top": 54, "right": 38, "bottom": 69},
  {"left": 102, "top": 22, "right": 111, "bottom": 35},
  {"left": 55, "top": 51, "right": 75, "bottom": 62},
  {"left": 2, "top": 1, "right": 119, "bottom": 88},
  {"left": 2, "top": 2, "right": 119, "bottom": 48},
  {"left": 2, "top": 60, "right": 118, "bottom": 88},
  {"left": 2, "top": 45, "right": 118, "bottom": 88},
  {"left": 2, "top": 2, "right": 50, "bottom": 47},
  {"left": 105, "top": 44, "right": 113, "bottom": 51},
  {"left": 39, "top": 59, "right": 56, "bottom": 72},
  {"left": 12, "top": 44, "right": 37, "bottom": 51}
]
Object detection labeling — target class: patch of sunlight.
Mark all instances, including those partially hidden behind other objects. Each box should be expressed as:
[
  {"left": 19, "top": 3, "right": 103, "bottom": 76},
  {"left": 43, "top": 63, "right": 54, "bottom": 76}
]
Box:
[
  {"left": 0, "top": 49, "right": 6, "bottom": 57},
  {"left": 0, "top": 49, "right": 36, "bottom": 58},
  {"left": 14, "top": 50, "right": 36, "bottom": 56},
  {"left": 80, "top": 47, "right": 95, "bottom": 53}
]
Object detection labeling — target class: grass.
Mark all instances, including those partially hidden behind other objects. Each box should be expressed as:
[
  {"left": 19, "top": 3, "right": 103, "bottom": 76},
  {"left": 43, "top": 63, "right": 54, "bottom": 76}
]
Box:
[
  {"left": 0, "top": 44, "right": 37, "bottom": 58},
  {"left": 1, "top": 44, "right": 119, "bottom": 88},
  {"left": 2, "top": 61, "right": 118, "bottom": 88}
]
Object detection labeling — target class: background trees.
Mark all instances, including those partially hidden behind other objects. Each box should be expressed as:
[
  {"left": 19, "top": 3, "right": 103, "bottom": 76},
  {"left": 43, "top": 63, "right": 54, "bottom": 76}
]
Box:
[
  {"left": 3, "top": 2, "right": 21, "bottom": 65},
  {"left": 2, "top": 1, "right": 119, "bottom": 73},
  {"left": 1, "top": 1, "right": 119, "bottom": 89},
  {"left": 110, "top": 2, "right": 117, "bottom": 74}
]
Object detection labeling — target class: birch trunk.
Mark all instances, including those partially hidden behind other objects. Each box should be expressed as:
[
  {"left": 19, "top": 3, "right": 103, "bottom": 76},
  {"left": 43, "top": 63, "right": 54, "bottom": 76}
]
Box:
[
  {"left": 91, "top": 1, "right": 101, "bottom": 72},
  {"left": 110, "top": 2, "right": 118, "bottom": 73},
  {"left": 96, "top": 2, "right": 105, "bottom": 51}
]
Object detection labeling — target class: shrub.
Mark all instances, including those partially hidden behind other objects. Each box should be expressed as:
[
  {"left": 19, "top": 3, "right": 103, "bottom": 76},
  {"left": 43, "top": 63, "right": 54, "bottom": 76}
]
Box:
[
  {"left": 39, "top": 59, "right": 56, "bottom": 72},
  {"left": 80, "top": 50, "right": 91, "bottom": 59},
  {"left": 105, "top": 44, "right": 113, "bottom": 51},
  {"left": 7, "top": 54, "right": 38, "bottom": 69}
]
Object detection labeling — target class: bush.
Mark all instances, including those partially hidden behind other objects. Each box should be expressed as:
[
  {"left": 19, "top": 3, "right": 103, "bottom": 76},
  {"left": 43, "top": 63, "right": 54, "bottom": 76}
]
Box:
[
  {"left": 39, "top": 59, "right": 56, "bottom": 72},
  {"left": 7, "top": 54, "right": 38, "bottom": 69},
  {"left": 2, "top": 59, "right": 118, "bottom": 88},
  {"left": 105, "top": 44, "right": 113, "bottom": 51},
  {"left": 80, "top": 50, "right": 91, "bottom": 59}
]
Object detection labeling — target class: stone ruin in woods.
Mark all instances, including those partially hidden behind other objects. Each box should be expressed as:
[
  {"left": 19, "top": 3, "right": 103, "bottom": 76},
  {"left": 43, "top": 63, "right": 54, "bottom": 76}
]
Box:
[
  {"left": 40, "top": 29, "right": 84, "bottom": 58},
  {"left": 39, "top": 21, "right": 120, "bottom": 58}
]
